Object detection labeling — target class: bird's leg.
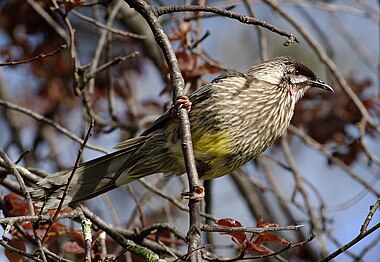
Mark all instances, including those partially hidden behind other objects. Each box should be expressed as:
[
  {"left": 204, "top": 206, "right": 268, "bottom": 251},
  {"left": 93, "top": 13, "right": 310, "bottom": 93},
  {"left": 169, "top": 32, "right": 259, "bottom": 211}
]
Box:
[
  {"left": 175, "top": 95, "right": 201, "bottom": 199},
  {"left": 181, "top": 185, "right": 205, "bottom": 201},
  {"left": 175, "top": 96, "right": 192, "bottom": 113}
]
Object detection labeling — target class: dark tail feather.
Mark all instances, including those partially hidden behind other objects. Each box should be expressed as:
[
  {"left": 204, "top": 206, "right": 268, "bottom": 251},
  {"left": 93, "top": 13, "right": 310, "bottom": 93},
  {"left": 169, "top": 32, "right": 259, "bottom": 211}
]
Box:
[{"left": 32, "top": 138, "right": 146, "bottom": 210}]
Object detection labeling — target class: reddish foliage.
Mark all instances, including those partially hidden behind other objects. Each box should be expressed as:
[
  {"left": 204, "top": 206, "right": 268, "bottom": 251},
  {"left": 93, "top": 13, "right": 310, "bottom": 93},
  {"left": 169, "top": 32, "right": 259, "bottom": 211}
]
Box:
[
  {"left": 161, "top": 22, "right": 222, "bottom": 96},
  {"left": 253, "top": 215, "right": 290, "bottom": 248},
  {"left": 216, "top": 216, "right": 290, "bottom": 255},
  {"left": 63, "top": 241, "right": 85, "bottom": 254},
  {"left": 4, "top": 194, "right": 30, "bottom": 217},
  {"left": 216, "top": 218, "right": 247, "bottom": 246},
  {"left": 168, "top": 22, "right": 193, "bottom": 43},
  {"left": 4, "top": 238, "right": 26, "bottom": 262},
  {"left": 2, "top": 194, "right": 85, "bottom": 256}
]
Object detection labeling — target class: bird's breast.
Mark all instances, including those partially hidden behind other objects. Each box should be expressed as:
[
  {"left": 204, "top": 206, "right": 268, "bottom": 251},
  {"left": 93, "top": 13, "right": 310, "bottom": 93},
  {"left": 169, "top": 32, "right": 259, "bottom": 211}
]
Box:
[{"left": 164, "top": 76, "right": 295, "bottom": 179}]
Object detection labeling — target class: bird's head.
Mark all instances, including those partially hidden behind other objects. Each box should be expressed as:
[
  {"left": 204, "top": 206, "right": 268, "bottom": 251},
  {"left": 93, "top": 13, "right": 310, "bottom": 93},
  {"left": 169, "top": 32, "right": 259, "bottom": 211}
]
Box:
[
  {"left": 247, "top": 56, "right": 334, "bottom": 100},
  {"left": 283, "top": 57, "right": 334, "bottom": 97}
]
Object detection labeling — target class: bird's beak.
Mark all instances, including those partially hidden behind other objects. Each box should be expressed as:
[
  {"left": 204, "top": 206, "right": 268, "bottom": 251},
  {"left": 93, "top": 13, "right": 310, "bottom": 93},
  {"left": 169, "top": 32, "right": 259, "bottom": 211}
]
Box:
[{"left": 309, "top": 79, "right": 334, "bottom": 93}]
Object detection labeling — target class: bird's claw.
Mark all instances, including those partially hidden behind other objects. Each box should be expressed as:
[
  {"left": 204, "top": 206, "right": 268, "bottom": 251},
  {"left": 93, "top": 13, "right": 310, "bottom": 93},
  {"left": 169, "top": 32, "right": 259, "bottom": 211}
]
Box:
[
  {"left": 181, "top": 186, "right": 205, "bottom": 201},
  {"left": 175, "top": 96, "right": 192, "bottom": 113}
]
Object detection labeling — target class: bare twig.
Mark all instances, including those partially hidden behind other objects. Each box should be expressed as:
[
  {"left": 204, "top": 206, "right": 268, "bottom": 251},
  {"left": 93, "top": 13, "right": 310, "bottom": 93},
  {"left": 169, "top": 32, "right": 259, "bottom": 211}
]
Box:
[
  {"left": 81, "top": 204, "right": 179, "bottom": 260},
  {"left": 127, "top": 185, "right": 146, "bottom": 227},
  {"left": 201, "top": 224, "right": 304, "bottom": 234},
  {"left": 280, "top": 0, "right": 379, "bottom": 20},
  {"left": 0, "top": 99, "right": 108, "bottom": 154},
  {"left": 0, "top": 152, "right": 47, "bottom": 261},
  {"left": 0, "top": 239, "right": 42, "bottom": 261},
  {"left": 281, "top": 134, "right": 328, "bottom": 255},
  {"left": 241, "top": 234, "right": 316, "bottom": 261},
  {"left": 72, "top": 9, "right": 147, "bottom": 39},
  {"left": 152, "top": 5, "right": 298, "bottom": 46},
  {"left": 42, "top": 119, "right": 94, "bottom": 243},
  {"left": 242, "top": 0, "right": 268, "bottom": 60},
  {"left": 135, "top": 222, "right": 187, "bottom": 242},
  {"left": 139, "top": 178, "right": 216, "bottom": 220},
  {"left": 86, "top": 52, "right": 140, "bottom": 81},
  {"left": 58, "top": 8, "right": 81, "bottom": 96},
  {"left": 360, "top": 198, "right": 380, "bottom": 234},
  {"left": 288, "top": 124, "right": 380, "bottom": 197},
  {"left": 0, "top": 44, "right": 67, "bottom": 66},
  {"left": 26, "top": 0, "right": 69, "bottom": 42},
  {"left": 0, "top": 209, "right": 82, "bottom": 225},
  {"left": 88, "top": 0, "right": 124, "bottom": 94},
  {"left": 318, "top": 222, "right": 380, "bottom": 262},
  {"left": 358, "top": 118, "right": 380, "bottom": 166}
]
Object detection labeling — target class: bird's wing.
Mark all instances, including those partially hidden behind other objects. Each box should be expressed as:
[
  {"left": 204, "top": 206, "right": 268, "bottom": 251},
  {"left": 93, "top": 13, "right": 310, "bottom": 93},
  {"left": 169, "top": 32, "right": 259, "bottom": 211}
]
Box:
[
  {"left": 139, "top": 72, "right": 247, "bottom": 137},
  {"left": 139, "top": 83, "right": 212, "bottom": 136},
  {"left": 113, "top": 136, "right": 147, "bottom": 150}
]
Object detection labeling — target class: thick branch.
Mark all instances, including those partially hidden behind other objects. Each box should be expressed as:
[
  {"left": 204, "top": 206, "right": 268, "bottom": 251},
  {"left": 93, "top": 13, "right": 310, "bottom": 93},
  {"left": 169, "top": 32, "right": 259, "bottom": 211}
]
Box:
[{"left": 125, "top": 0, "right": 202, "bottom": 260}]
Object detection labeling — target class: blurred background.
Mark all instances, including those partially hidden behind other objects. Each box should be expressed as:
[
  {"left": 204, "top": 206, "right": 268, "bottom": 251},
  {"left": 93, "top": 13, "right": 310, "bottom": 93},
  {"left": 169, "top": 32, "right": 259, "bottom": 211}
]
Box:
[{"left": 0, "top": 0, "right": 379, "bottom": 261}]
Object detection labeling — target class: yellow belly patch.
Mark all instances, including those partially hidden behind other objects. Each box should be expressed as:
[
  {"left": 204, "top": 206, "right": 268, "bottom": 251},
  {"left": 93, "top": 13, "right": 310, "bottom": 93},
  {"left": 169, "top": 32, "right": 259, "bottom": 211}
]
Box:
[
  {"left": 168, "top": 129, "right": 235, "bottom": 179},
  {"left": 192, "top": 131, "right": 232, "bottom": 162}
]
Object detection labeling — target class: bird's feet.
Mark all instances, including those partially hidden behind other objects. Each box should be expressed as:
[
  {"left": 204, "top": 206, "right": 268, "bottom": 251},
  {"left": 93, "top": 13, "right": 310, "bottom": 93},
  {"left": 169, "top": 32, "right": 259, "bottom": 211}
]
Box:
[
  {"left": 175, "top": 96, "right": 192, "bottom": 113},
  {"left": 181, "top": 186, "right": 205, "bottom": 201}
]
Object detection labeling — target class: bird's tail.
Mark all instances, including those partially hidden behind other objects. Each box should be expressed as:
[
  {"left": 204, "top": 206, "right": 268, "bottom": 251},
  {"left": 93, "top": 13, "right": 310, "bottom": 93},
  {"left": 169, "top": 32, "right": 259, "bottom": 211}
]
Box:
[{"left": 32, "top": 137, "right": 147, "bottom": 210}]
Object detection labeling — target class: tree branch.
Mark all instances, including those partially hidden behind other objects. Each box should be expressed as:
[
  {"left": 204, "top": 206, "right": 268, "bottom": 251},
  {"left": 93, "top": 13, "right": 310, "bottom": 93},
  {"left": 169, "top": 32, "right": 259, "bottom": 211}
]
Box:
[{"left": 125, "top": 0, "right": 203, "bottom": 260}]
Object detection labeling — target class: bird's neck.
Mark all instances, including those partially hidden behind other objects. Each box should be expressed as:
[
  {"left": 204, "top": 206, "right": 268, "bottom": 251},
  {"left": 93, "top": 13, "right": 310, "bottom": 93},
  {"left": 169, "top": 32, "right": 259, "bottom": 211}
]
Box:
[{"left": 230, "top": 81, "right": 298, "bottom": 159}]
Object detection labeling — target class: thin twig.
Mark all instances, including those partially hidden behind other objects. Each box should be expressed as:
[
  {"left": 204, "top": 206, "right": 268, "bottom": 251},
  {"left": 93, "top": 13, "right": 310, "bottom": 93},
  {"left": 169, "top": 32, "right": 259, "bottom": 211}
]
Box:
[
  {"left": 26, "top": 0, "right": 69, "bottom": 42},
  {"left": 358, "top": 118, "right": 380, "bottom": 166},
  {"left": 153, "top": 5, "right": 298, "bottom": 46},
  {"left": 126, "top": 179, "right": 169, "bottom": 228},
  {"left": 0, "top": 239, "right": 42, "bottom": 261},
  {"left": 0, "top": 152, "right": 47, "bottom": 262},
  {"left": 81, "top": 204, "right": 180, "bottom": 260},
  {"left": 58, "top": 8, "right": 81, "bottom": 96},
  {"left": 127, "top": 185, "right": 146, "bottom": 227},
  {"left": 88, "top": 0, "right": 124, "bottom": 94},
  {"left": 0, "top": 44, "right": 67, "bottom": 66},
  {"left": 0, "top": 151, "right": 47, "bottom": 261},
  {"left": 72, "top": 10, "right": 147, "bottom": 39},
  {"left": 201, "top": 224, "right": 304, "bottom": 234},
  {"left": 281, "top": 134, "right": 329, "bottom": 255},
  {"left": 0, "top": 209, "right": 82, "bottom": 225},
  {"left": 242, "top": 0, "right": 268, "bottom": 60},
  {"left": 42, "top": 119, "right": 95, "bottom": 243},
  {"left": 280, "top": 0, "right": 379, "bottom": 20},
  {"left": 288, "top": 124, "right": 380, "bottom": 197},
  {"left": 138, "top": 178, "right": 216, "bottom": 221},
  {"left": 86, "top": 52, "right": 140, "bottom": 81},
  {"left": 360, "top": 198, "right": 380, "bottom": 234},
  {"left": 135, "top": 222, "right": 187, "bottom": 242},
  {"left": 0, "top": 99, "right": 108, "bottom": 154},
  {"left": 239, "top": 234, "right": 316, "bottom": 261},
  {"left": 318, "top": 222, "right": 380, "bottom": 262}
]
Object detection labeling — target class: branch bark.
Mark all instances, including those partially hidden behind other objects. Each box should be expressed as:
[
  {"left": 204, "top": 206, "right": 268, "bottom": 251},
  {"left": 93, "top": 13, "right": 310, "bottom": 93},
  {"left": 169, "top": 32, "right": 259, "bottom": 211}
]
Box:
[{"left": 125, "top": 1, "right": 202, "bottom": 260}]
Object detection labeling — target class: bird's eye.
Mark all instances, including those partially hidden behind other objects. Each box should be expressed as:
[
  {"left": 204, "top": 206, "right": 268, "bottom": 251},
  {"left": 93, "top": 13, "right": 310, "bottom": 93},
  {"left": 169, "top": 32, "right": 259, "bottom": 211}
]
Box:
[{"left": 293, "top": 69, "right": 300, "bottom": 76}]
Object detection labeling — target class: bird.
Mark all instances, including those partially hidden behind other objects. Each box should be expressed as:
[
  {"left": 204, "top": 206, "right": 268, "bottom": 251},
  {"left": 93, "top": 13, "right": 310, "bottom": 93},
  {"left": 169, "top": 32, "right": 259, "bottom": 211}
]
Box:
[{"left": 32, "top": 56, "right": 333, "bottom": 209}]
